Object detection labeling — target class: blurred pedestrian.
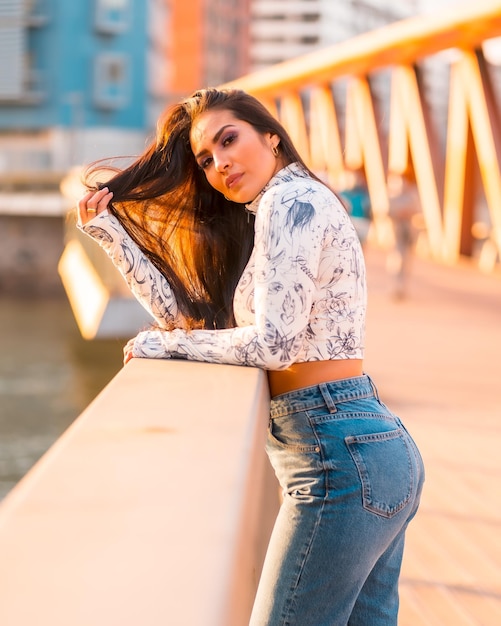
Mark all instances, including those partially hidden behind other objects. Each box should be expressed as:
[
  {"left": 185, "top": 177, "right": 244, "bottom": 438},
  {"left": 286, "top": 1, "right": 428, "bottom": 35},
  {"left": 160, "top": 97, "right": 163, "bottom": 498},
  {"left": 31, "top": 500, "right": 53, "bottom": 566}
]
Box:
[
  {"left": 386, "top": 172, "right": 421, "bottom": 299},
  {"left": 338, "top": 168, "right": 372, "bottom": 247}
]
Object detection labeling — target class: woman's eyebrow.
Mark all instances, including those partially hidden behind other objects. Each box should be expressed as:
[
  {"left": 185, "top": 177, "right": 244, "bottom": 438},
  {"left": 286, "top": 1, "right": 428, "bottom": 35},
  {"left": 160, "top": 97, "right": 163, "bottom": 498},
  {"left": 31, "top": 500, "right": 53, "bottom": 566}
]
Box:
[{"left": 195, "top": 124, "right": 235, "bottom": 160}]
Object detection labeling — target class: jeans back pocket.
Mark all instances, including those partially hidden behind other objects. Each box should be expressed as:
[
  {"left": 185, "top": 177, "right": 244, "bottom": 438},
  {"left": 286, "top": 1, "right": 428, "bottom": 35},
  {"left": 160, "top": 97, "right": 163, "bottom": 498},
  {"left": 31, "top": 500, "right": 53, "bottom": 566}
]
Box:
[{"left": 345, "top": 428, "right": 414, "bottom": 518}]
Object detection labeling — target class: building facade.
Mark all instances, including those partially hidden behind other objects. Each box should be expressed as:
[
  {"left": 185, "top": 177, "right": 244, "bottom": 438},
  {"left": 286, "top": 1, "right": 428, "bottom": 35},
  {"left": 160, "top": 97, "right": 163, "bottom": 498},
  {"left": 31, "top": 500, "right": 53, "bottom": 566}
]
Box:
[
  {"left": 248, "top": 0, "right": 457, "bottom": 71},
  {"left": 158, "top": 0, "right": 250, "bottom": 109},
  {"left": 0, "top": 0, "right": 254, "bottom": 186},
  {"left": 0, "top": 0, "right": 153, "bottom": 181}
]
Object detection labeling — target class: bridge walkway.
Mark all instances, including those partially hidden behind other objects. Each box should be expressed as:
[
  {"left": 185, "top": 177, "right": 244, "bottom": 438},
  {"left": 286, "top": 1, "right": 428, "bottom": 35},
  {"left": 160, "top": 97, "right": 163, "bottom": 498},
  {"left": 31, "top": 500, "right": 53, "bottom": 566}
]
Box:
[{"left": 362, "top": 247, "right": 501, "bottom": 625}]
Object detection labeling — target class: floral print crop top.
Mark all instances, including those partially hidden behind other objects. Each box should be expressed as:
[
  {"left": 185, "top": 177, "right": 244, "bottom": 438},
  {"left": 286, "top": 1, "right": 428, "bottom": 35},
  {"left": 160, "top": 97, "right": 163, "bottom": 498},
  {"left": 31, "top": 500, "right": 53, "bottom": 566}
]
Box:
[{"left": 79, "top": 163, "right": 367, "bottom": 370}]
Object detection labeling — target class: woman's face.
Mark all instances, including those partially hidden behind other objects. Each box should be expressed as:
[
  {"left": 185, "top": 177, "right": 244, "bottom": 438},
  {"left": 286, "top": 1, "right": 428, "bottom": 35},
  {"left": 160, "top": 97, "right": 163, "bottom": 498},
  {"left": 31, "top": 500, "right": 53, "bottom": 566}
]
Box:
[{"left": 189, "top": 108, "right": 284, "bottom": 204}]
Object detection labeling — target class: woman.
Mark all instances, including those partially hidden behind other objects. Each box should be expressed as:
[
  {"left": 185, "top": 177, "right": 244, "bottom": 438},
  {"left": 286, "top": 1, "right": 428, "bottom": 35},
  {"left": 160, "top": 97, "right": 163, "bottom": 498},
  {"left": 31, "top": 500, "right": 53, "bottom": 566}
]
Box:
[{"left": 78, "top": 88, "right": 424, "bottom": 626}]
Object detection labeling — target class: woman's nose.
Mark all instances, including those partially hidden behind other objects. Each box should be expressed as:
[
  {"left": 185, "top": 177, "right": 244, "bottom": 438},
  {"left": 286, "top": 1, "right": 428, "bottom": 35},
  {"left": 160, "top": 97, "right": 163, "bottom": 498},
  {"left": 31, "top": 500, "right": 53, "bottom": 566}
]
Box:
[{"left": 214, "top": 152, "right": 230, "bottom": 172}]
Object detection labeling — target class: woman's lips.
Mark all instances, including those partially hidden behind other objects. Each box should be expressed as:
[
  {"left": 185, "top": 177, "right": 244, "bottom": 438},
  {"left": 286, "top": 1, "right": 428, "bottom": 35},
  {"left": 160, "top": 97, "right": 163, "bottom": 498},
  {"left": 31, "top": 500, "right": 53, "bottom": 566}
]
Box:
[{"left": 225, "top": 173, "right": 243, "bottom": 189}]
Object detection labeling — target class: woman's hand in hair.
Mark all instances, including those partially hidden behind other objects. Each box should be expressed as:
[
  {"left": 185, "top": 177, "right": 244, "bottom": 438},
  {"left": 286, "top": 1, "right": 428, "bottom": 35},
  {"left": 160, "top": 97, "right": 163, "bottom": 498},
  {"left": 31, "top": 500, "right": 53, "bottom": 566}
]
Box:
[{"left": 77, "top": 187, "right": 113, "bottom": 226}]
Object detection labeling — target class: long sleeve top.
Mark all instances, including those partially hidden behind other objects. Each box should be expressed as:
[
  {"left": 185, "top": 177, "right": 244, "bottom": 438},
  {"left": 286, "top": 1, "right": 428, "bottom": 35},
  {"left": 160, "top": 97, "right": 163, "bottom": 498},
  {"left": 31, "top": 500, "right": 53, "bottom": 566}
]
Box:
[{"left": 79, "top": 163, "right": 367, "bottom": 370}]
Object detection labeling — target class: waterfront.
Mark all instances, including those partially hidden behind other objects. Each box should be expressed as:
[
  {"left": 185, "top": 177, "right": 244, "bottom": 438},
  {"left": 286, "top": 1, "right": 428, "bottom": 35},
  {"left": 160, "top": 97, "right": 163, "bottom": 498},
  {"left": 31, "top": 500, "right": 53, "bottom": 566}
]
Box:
[{"left": 0, "top": 297, "right": 123, "bottom": 500}]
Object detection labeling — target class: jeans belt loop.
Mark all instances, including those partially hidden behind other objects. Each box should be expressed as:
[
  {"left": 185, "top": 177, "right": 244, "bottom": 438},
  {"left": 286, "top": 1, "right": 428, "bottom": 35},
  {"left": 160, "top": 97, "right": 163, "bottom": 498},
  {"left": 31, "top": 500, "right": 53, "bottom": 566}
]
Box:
[
  {"left": 319, "top": 382, "right": 337, "bottom": 413},
  {"left": 365, "top": 373, "right": 380, "bottom": 402}
]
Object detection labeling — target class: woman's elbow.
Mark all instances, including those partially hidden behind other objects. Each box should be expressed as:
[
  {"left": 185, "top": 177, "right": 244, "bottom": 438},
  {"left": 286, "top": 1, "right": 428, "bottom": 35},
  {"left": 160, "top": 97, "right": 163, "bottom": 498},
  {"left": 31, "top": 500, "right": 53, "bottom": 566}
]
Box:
[{"left": 258, "top": 329, "right": 305, "bottom": 370}]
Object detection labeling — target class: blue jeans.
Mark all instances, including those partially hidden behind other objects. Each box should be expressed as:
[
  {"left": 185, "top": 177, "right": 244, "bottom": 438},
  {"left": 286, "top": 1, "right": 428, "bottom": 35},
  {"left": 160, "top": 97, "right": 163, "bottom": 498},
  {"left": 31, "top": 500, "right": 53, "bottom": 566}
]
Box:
[{"left": 250, "top": 375, "right": 424, "bottom": 626}]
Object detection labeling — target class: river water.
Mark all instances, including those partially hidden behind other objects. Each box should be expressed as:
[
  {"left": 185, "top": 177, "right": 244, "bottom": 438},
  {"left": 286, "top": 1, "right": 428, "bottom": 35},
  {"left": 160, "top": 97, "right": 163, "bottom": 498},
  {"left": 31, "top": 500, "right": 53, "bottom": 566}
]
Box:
[{"left": 0, "top": 297, "right": 123, "bottom": 500}]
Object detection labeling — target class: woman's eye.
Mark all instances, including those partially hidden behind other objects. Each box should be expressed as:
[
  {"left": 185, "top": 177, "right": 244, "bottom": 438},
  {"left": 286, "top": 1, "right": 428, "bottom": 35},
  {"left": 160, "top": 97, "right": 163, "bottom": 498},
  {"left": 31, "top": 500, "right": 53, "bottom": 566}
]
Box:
[
  {"left": 222, "top": 133, "right": 236, "bottom": 147},
  {"left": 200, "top": 157, "right": 213, "bottom": 169}
]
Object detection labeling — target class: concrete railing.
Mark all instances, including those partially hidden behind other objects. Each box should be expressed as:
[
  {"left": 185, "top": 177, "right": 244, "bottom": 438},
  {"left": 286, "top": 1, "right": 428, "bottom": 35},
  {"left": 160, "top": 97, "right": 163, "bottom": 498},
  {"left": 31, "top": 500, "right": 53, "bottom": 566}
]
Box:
[{"left": 0, "top": 359, "right": 279, "bottom": 626}]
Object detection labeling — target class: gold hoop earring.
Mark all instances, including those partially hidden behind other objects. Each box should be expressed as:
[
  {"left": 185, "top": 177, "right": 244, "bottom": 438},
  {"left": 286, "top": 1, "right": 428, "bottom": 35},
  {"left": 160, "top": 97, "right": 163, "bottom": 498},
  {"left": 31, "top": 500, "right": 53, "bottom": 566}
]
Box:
[{"left": 271, "top": 144, "right": 280, "bottom": 157}]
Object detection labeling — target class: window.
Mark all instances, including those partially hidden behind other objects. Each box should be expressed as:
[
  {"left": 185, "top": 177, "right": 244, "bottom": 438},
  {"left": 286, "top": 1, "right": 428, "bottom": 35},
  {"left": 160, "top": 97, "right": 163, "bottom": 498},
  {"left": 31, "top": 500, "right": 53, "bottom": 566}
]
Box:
[
  {"left": 94, "top": 0, "right": 130, "bottom": 34},
  {"left": 93, "top": 53, "right": 129, "bottom": 109},
  {"left": 0, "top": 0, "right": 25, "bottom": 99}
]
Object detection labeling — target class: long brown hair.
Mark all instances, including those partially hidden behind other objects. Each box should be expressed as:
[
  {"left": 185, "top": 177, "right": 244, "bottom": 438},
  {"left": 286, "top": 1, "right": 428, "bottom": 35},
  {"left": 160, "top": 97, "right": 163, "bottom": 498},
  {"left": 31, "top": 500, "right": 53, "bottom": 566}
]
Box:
[{"left": 84, "top": 88, "right": 314, "bottom": 329}]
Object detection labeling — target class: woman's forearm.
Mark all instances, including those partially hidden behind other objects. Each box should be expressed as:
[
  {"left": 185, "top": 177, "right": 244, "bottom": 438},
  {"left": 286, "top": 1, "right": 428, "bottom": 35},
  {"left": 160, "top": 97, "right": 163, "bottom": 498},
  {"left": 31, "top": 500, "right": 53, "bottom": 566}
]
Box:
[{"left": 78, "top": 212, "right": 182, "bottom": 327}]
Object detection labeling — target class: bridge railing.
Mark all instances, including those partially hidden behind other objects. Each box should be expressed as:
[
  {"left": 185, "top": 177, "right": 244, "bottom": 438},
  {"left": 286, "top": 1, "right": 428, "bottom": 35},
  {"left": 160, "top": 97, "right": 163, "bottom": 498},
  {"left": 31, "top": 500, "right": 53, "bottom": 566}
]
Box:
[{"left": 222, "top": 0, "right": 501, "bottom": 273}]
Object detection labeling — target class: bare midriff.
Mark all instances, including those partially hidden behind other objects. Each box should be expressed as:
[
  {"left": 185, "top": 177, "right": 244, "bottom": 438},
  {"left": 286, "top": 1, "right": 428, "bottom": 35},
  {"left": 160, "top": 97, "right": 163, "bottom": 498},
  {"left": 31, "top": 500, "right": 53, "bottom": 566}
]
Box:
[{"left": 267, "top": 359, "right": 364, "bottom": 398}]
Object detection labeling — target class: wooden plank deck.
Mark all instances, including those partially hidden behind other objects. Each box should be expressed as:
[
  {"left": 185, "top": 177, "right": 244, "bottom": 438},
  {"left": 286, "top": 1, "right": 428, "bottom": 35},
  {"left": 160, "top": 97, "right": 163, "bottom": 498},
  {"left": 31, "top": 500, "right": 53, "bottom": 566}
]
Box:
[{"left": 363, "top": 246, "right": 501, "bottom": 625}]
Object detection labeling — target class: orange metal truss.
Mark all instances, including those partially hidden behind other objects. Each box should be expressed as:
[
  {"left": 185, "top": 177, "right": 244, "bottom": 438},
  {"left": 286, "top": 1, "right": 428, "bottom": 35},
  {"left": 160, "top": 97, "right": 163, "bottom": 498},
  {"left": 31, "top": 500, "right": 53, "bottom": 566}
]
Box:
[{"left": 223, "top": 1, "right": 501, "bottom": 271}]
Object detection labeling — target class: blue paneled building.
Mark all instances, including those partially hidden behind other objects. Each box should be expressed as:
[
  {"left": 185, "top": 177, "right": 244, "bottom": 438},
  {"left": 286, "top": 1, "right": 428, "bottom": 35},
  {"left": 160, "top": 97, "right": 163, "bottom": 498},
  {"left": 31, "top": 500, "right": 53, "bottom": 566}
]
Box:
[{"left": 0, "top": 0, "right": 152, "bottom": 178}]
